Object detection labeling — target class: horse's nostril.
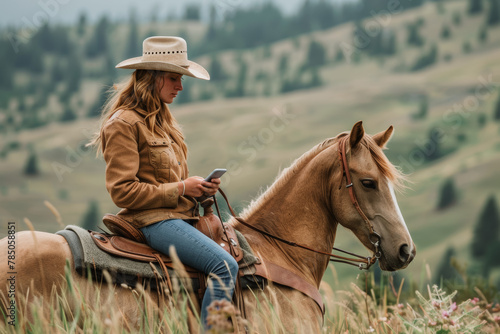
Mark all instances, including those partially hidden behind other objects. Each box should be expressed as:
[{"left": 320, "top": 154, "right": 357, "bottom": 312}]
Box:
[{"left": 399, "top": 244, "right": 411, "bottom": 263}]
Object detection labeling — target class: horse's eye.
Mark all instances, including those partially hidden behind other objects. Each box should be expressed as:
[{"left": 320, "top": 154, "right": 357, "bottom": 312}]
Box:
[{"left": 361, "top": 179, "right": 376, "bottom": 189}]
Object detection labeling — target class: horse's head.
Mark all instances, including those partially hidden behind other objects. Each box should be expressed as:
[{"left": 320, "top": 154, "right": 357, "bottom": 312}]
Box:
[{"left": 330, "top": 121, "right": 415, "bottom": 271}]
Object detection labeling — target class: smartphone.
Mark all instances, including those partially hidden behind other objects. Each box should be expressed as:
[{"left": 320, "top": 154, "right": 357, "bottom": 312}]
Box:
[{"left": 204, "top": 168, "right": 227, "bottom": 182}]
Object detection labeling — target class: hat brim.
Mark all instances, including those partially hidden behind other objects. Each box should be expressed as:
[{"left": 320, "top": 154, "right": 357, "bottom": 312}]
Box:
[{"left": 116, "top": 57, "right": 210, "bottom": 80}]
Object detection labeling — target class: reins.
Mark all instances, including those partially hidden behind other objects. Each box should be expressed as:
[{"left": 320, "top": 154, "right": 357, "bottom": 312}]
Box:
[{"left": 214, "top": 135, "right": 381, "bottom": 270}]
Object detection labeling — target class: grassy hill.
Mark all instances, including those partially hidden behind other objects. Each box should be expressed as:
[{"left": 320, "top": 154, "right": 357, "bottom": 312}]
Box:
[{"left": 1, "top": 0, "right": 500, "bottom": 288}]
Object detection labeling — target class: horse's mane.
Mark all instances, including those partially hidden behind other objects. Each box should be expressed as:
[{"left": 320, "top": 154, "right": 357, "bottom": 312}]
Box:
[
  {"left": 240, "top": 137, "right": 337, "bottom": 218},
  {"left": 240, "top": 132, "right": 405, "bottom": 219}
]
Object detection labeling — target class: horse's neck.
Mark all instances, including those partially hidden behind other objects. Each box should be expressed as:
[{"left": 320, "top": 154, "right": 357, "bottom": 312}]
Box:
[{"left": 238, "top": 164, "right": 338, "bottom": 287}]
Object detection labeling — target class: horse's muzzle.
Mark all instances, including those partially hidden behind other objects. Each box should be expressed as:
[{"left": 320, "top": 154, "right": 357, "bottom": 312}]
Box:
[
  {"left": 398, "top": 243, "right": 416, "bottom": 268},
  {"left": 379, "top": 242, "right": 416, "bottom": 271}
]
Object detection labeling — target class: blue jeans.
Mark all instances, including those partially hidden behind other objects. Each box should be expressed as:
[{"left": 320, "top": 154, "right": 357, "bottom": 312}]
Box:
[{"left": 140, "top": 219, "right": 239, "bottom": 327}]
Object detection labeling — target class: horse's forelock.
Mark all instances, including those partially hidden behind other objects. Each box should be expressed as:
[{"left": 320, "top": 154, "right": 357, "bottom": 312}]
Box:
[{"left": 361, "top": 135, "right": 406, "bottom": 190}]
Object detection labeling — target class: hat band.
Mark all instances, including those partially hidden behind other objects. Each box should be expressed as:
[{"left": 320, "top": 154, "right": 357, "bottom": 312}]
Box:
[
  {"left": 143, "top": 50, "right": 187, "bottom": 55},
  {"left": 141, "top": 50, "right": 190, "bottom": 67}
]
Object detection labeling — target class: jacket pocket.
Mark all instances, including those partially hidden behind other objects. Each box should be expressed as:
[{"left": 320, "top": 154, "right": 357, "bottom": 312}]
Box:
[{"left": 148, "top": 139, "right": 173, "bottom": 183}]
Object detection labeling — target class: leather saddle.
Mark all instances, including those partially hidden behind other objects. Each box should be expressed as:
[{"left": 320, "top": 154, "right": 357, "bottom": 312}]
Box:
[{"left": 95, "top": 199, "right": 243, "bottom": 277}]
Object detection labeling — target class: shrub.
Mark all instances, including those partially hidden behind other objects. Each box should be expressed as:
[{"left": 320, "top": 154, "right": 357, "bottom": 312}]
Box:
[
  {"left": 441, "top": 24, "right": 452, "bottom": 39},
  {"left": 471, "top": 195, "right": 500, "bottom": 258},
  {"left": 493, "top": 89, "right": 500, "bottom": 121},
  {"left": 436, "top": 177, "right": 458, "bottom": 210},
  {"left": 24, "top": 149, "right": 40, "bottom": 176},
  {"left": 411, "top": 44, "right": 438, "bottom": 71}
]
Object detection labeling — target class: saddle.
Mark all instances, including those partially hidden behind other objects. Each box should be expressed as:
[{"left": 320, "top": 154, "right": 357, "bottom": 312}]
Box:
[{"left": 96, "top": 199, "right": 243, "bottom": 282}]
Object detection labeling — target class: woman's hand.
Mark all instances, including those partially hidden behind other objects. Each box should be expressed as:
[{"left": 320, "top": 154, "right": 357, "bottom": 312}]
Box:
[{"left": 180, "top": 176, "right": 221, "bottom": 197}]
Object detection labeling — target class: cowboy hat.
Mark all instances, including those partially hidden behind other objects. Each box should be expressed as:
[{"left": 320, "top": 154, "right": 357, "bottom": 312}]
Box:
[{"left": 116, "top": 36, "right": 210, "bottom": 80}]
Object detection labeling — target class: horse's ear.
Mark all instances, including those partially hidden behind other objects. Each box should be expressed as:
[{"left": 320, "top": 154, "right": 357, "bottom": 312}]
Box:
[
  {"left": 350, "top": 121, "right": 364, "bottom": 149},
  {"left": 372, "top": 125, "right": 394, "bottom": 148}
]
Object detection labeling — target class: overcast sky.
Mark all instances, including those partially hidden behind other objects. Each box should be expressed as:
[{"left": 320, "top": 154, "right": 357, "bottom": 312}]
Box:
[{"left": 1, "top": 0, "right": 312, "bottom": 28}]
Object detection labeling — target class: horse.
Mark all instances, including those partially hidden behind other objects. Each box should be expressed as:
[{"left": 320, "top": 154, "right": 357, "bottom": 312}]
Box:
[{"left": 0, "top": 121, "right": 415, "bottom": 333}]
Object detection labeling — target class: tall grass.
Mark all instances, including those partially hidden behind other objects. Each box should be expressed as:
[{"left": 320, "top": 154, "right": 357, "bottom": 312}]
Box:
[{"left": 2, "top": 264, "right": 500, "bottom": 333}]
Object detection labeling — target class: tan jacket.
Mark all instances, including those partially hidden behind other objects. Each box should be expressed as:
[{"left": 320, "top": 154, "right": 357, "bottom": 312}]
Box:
[{"left": 101, "top": 109, "right": 199, "bottom": 228}]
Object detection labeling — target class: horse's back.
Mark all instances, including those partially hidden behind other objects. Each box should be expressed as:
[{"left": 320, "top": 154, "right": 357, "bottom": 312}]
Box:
[{"left": 0, "top": 231, "right": 71, "bottom": 299}]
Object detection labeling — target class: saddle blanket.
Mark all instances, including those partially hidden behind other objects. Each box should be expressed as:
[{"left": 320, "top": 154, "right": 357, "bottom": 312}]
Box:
[{"left": 57, "top": 225, "right": 262, "bottom": 290}]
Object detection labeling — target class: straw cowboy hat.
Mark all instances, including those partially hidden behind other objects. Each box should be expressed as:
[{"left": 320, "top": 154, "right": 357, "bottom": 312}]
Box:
[{"left": 116, "top": 36, "right": 210, "bottom": 80}]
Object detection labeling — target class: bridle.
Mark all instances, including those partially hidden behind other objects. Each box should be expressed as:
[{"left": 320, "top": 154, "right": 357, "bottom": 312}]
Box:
[
  {"left": 337, "top": 135, "right": 381, "bottom": 269},
  {"left": 217, "top": 135, "right": 382, "bottom": 270}
]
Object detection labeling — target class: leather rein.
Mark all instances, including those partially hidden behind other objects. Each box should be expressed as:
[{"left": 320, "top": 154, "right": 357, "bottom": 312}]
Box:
[{"left": 216, "top": 135, "right": 381, "bottom": 270}]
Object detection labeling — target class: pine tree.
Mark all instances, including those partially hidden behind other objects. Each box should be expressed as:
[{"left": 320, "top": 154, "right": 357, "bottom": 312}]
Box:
[
  {"left": 441, "top": 24, "right": 452, "bottom": 39},
  {"left": 80, "top": 200, "right": 100, "bottom": 231},
  {"left": 423, "top": 126, "right": 443, "bottom": 161},
  {"left": 86, "top": 15, "right": 109, "bottom": 58},
  {"left": 278, "top": 53, "right": 289, "bottom": 78},
  {"left": 60, "top": 105, "right": 77, "bottom": 122},
  {"left": 24, "top": 149, "right": 40, "bottom": 176},
  {"left": 484, "top": 242, "right": 500, "bottom": 270},
  {"left": 434, "top": 247, "right": 462, "bottom": 283},
  {"left": 478, "top": 25, "right": 488, "bottom": 43},
  {"left": 304, "top": 40, "right": 326, "bottom": 69},
  {"left": 407, "top": 21, "right": 425, "bottom": 46},
  {"left": 468, "top": 0, "right": 483, "bottom": 14},
  {"left": 411, "top": 44, "right": 438, "bottom": 71},
  {"left": 65, "top": 52, "right": 82, "bottom": 94},
  {"left": 184, "top": 4, "right": 201, "bottom": 21},
  {"left": 205, "top": 5, "right": 218, "bottom": 42},
  {"left": 225, "top": 60, "right": 247, "bottom": 98},
  {"left": 493, "top": 90, "right": 500, "bottom": 121},
  {"left": 77, "top": 12, "right": 87, "bottom": 36},
  {"left": 208, "top": 56, "right": 227, "bottom": 81},
  {"left": 125, "top": 11, "right": 140, "bottom": 58},
  {"left": 452, "top": 11, "right": 462, "bottom": 26},
  {"left": 436, "top": 177, "right": 458, "bottom": 210},
  {"left": 51, "top": 61, "right": 65, "bottom": 82},
  {"left": 487, "top": 0, "right": 500, "bottom": 25},
  {"left": 412, "top": 95, "right": 429, "bottom": 119},
  {"left": 471, "top": 195, "right": 500, "bottom": 258},
  {"left": 384, "top": 29, "right": 397, "bottom": 55}
]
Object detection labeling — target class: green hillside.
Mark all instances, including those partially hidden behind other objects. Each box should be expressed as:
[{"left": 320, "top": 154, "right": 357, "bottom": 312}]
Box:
[{"left": 1, "top": 0, "right": 500, "bottom": 288}]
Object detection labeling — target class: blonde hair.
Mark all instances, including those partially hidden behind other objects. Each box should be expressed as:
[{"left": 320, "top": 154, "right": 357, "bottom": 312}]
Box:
[{"left": 88, "top": 70, "right": 188, "bottom": 159}]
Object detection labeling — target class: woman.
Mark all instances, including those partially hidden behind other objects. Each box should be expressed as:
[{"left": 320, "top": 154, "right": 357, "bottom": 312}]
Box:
[{"left": 89, "top": 36, "right": 239, "bottom": 328}]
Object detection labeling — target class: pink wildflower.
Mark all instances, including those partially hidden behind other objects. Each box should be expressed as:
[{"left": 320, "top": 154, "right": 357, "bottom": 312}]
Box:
[
  {"left": 442, "top": 310, "right": 450, "bottom": 318},
  {"left": 450, "top": 302, "right": 457, "bottom": 312},
  {"left": 471, "top": 298, "right": 479, "bottom": 305}
]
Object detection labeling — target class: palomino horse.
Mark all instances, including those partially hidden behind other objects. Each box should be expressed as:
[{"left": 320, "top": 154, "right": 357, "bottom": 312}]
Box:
[{"left": 0, "top": 121, "right": 415, "bottom": 332}]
